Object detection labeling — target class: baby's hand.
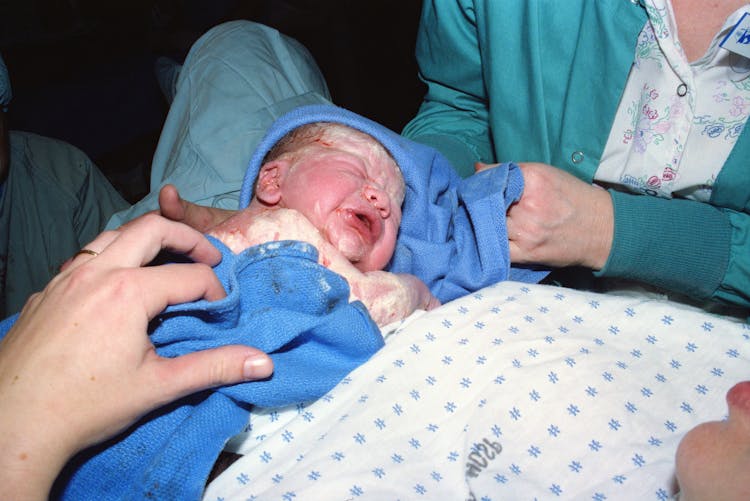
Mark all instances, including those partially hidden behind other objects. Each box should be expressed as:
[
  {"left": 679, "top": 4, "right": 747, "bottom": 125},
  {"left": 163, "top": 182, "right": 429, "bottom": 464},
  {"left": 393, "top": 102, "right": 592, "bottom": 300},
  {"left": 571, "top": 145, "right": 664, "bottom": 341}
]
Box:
[
  {"left": 395, "top": 273, "right": 441, "bottom": 312},
  {"left": 351, "top": 271, "right": 440, "bottom": 327}
]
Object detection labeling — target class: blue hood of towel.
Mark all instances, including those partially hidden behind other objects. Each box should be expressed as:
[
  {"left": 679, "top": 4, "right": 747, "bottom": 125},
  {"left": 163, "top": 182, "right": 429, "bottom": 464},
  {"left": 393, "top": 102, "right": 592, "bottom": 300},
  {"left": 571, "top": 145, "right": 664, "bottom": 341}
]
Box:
[{"left": 240, "top": 104, "right": 547, "bottom": 302}]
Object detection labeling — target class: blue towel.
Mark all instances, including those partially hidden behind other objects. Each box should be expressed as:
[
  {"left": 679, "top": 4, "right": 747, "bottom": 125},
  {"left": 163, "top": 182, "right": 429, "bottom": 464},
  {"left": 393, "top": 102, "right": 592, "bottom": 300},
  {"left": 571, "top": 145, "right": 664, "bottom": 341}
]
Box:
[
  {"left": 0, "top": 239, "right": 383, "bottom": 500},
  {"left": 239, "top": 104, "right": 548, "bottom": 303}
]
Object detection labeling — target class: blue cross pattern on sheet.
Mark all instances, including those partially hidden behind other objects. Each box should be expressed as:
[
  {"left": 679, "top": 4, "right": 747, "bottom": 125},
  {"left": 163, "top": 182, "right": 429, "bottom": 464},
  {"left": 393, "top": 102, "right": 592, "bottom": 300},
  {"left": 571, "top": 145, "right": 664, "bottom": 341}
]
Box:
[{"left": 206, "top": 282, "right": 748, "bottom": 500}]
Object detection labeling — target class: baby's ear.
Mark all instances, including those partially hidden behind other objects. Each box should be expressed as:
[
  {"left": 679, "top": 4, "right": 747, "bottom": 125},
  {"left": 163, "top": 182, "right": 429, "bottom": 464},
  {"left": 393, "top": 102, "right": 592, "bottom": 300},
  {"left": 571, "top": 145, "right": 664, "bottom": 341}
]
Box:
[{"left": 255, "top": 160, "right": 289, "bottom": 205}]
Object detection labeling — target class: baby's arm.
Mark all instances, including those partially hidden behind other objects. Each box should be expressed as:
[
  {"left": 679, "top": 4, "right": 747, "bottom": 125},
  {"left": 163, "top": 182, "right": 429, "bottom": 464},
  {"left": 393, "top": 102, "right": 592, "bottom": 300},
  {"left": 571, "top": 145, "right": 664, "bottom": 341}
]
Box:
[
  {"left": 208, "top": 208, "right": 440, "bottom": 326},
  {"left": 349, "top": 270, "right": 441, "bottom": 327}
]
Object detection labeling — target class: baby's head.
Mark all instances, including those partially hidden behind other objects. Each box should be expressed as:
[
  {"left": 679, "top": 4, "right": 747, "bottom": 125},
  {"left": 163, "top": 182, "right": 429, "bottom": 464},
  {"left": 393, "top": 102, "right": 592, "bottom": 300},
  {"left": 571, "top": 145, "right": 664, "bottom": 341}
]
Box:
[
  {"left": 674, "top": 381, "right": 750, "bottom": 500},
  {"left": 250, "top": 122, "right": 405, "bottom": 272}
]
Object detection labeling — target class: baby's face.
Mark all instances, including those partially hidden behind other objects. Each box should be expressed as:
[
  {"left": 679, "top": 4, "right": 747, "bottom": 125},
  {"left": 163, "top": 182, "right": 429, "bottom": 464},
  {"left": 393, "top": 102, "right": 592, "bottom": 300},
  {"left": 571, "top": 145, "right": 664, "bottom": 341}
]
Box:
[
  {"left": 276, "top": 133, "right": 404, "bottom": 272},
  {"left": 675, "top": 381, "right": 750, "bottom": 500}
]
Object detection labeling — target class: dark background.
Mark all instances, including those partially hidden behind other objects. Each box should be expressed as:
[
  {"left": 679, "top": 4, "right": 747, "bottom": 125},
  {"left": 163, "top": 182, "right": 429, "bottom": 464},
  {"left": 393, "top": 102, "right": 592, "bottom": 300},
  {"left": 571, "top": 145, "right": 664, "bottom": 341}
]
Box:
[{"left": 0, "top": 0, "right": 425, "bottom": 203}]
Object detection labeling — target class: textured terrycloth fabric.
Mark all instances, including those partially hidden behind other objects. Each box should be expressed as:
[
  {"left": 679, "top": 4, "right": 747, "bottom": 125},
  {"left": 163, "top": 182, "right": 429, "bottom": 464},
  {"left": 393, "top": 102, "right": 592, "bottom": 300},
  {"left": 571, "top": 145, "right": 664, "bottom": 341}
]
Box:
[
  {"left": 240, "top": 104, "right": 548, "bottom": 303},
  {"left": 0, "top": 238, "right": 383, "bottom": 500}
]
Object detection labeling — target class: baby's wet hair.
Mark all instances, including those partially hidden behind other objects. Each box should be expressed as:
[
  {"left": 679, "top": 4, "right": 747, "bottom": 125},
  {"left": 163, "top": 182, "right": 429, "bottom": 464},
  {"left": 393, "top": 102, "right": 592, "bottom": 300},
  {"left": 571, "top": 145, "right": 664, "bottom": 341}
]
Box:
[
  {"left": 263, "top": 122, "right": 397, "bottom": 169},
  {"left": 256, "top": 122, "right": 403, "bottom": 200}
]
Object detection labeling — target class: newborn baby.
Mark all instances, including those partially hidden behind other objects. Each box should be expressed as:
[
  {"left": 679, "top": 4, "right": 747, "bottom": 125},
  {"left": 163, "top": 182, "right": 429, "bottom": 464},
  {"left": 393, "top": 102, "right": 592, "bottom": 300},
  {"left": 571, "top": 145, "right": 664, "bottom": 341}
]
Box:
[{"left": 206, "top": 122, "right": 440, "bottom": 326}]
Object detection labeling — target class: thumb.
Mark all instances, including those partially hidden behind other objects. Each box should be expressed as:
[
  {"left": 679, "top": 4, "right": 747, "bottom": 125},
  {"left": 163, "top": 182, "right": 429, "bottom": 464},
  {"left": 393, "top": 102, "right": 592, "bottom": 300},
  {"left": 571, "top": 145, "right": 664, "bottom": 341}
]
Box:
[
  {"left": 427, "top": 295, "right": 442, "bottom": 311},
  {"left": 149, "top": 346, "right": 274, "bottom": 403},
  {"left": 158, "top": 184, "right": 187, "bottom": 222}
]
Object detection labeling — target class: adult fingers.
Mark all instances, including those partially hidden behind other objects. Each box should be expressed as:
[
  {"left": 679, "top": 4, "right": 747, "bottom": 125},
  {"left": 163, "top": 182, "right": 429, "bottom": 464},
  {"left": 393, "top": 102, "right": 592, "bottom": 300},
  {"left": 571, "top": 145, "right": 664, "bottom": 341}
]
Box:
[
  {"left": 59, "top": 230, "right": 121, "bottom": 272},
  {"left": 130, "top": 263, "right": 227, "bottom": 318},
  {"left": 100, "top": 213, "right": 222, "bottom": 268},
  {"left": 145, "top": 345, "right": 274, "bottom": 406},
  {"left": 158, "top": 184, "right": 188, "bottom": 222},
  {"left": 159, "top": 184, "right": 237, "bottom": 232}
]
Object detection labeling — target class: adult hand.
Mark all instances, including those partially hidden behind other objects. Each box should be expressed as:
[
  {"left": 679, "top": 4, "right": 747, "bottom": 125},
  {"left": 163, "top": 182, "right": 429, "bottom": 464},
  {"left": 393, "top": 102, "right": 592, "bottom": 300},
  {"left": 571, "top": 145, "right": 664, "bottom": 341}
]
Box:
[
  {"left": 0, "top": 214, "right": 273, "bottom": 500},
  {"left": 504, "top": 162, "right": 614, "bottom": 270},
  {"left": 159, "top": 184, "right": 237, "bottom": 232}
]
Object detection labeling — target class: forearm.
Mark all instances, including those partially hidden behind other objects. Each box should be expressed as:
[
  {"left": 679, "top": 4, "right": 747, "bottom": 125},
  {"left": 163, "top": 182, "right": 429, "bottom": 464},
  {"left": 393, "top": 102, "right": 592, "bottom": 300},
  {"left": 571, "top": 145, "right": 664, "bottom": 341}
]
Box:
[
  {"left": 402, "top": 104, "right": 492, "bottom": 178},
  {"left": 0, "top": 427, "right": 71, "bottom": 500},
  {"left": 0, "top": 331, "right": 94, "bottom": 501},
  {"left": 0, "top": 350, "right": 82, "bottom": 501}
]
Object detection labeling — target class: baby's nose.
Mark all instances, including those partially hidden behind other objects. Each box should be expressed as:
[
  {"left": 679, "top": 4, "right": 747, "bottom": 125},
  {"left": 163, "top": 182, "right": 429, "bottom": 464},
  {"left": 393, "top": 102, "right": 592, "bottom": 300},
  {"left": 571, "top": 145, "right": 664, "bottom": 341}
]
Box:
[{"left": 363, "top": 185, "right": 391, "bottom": 218}]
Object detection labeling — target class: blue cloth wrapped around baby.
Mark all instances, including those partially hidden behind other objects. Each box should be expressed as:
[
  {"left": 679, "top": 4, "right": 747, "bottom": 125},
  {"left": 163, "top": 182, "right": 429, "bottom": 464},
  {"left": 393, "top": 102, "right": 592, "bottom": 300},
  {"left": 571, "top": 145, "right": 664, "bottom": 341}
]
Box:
[
  {"left": 0, "top": 239, "right": 383, "bottom": 500},
  {"left": 0, "top": 104, "right": 546, "bottom": 500}
]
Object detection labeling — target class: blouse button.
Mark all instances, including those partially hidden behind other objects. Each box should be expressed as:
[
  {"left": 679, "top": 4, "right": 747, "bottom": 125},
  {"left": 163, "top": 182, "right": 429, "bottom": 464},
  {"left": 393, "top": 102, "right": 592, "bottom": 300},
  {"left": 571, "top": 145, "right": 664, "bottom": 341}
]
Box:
[
  {"left": 677, "top": 83, "right": 688, "bottom": 97},
  {"left": 571, "top": 151, "right": 584, "bottom": 164}
]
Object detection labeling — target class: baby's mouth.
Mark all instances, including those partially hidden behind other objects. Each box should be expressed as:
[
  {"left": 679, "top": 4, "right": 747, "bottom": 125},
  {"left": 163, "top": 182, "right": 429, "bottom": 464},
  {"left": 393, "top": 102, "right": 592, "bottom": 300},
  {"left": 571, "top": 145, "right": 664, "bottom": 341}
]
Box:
[
  {"left": 356, "top": 213, "right": 371, "bottom": 232},
  {"left": 341, "top": 208, "right": 379, "bottom": 244}
]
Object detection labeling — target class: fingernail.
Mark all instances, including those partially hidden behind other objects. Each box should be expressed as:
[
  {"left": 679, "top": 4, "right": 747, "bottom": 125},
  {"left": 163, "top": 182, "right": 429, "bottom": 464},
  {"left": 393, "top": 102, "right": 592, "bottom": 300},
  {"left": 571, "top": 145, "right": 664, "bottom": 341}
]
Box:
[{"left": 243, "top": 354, "right": 273, "bottom": 380}]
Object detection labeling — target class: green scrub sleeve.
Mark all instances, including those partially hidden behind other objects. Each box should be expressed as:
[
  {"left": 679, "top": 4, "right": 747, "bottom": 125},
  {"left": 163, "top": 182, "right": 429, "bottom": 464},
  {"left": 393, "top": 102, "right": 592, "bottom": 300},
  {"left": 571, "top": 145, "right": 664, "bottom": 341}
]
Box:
[
  {"left": 714, "top": 209, "right": 750, "bottom": 307},
  {"left": 596, "top": 189, "right": 744, "bottom": 306},
  {"left": 401, "top": 0, "right": 494, "bottom": 178}
]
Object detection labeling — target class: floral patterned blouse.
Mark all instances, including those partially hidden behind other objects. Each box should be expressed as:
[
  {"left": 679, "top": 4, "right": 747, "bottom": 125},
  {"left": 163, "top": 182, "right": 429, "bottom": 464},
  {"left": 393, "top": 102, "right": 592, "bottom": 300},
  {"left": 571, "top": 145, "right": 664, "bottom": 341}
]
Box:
[{"left": 596, "top": 0, "right": 750, "bottom": 203}]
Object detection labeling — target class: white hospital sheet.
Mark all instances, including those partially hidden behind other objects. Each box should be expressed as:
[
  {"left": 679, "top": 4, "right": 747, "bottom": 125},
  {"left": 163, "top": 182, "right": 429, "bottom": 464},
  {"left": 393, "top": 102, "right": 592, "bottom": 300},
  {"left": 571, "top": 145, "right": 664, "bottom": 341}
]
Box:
[{"left": 205, "top": 281, "right": 749, "bottom": 500}]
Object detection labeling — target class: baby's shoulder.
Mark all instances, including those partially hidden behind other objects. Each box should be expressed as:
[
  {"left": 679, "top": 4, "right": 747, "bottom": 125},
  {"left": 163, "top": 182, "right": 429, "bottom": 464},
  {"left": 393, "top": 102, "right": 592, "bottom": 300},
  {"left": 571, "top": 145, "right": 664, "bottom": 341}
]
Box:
[
  {"left": 245, "top": 208, "right": 322, "bottom": 245},
  {"left": 209, "top": 207, "right": 321, "bottom": 254},
  {"left": 250, "top": 208, "right": 317, "bottom": 232}
]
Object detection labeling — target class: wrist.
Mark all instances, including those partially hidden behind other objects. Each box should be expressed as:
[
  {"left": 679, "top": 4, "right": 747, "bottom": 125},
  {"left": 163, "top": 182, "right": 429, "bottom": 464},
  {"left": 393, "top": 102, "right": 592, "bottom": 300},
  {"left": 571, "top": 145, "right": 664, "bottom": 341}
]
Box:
[
  {"left": 584, "top": 186, "right": 614, "bottom": 270},
  {"left": 0, "top": 426, "right": 72, "bottom": 500},
  {"left": 0, "top": 367, "right": 83, "bottom": 499}
]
